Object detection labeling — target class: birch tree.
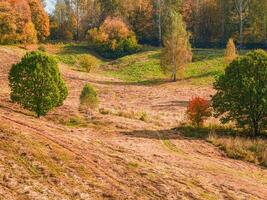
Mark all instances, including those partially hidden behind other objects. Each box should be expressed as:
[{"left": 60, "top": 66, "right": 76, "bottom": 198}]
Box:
[
  {"left": 234, "top": 0, "right": 250, "bottom": 48},
  {"left": 161, "top": 8, "right": 192, "bottom": 82},
  {"left": 157, "top": 0, "right": 162, "bottom": 46}
]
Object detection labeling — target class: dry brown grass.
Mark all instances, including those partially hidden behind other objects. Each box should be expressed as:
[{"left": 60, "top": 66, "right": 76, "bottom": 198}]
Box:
[
  {"left": 1, "top": 45, "right": 267, "bottom": 199},
  {"left": 208, "top": 135, "right": 267, "bottom": 166}
]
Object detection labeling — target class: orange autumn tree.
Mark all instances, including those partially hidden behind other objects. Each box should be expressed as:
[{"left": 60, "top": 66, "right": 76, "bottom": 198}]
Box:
[
  {"left": 87, "top": 16, "right": 139, "bottom": 58},
  {"left": 0, "top": 0, "right": 49, "bottom": 44},
  {"left": 0, "top": 1, "right": 17, "bottom": 43},
  {"left": 28, "top": 0, "right": 50, "bottom": 41}
]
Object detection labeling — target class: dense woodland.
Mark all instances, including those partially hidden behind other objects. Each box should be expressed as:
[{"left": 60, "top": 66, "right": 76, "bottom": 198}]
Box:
[
  {"left": 0, "top": 0, "right": 267, "bottom": 48},
  {"left": 50, "top": 0, "right": 267, "bottom": 48},
  {"left": 0, "top": 0, "right": 49, "bottom": 44},
  {"left": 50, "top": 0, "right": 262, "bottom": 49}
]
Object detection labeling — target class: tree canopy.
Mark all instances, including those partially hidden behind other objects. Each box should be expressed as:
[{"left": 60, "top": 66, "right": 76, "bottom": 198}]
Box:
[
  {"left": 9, "top": 51, "right": 68, "bottom": 117},
  {"left": 212, "top": 50, "right": 267, "bottom": 136},
  {"left": 0, "top": 0, "right": 50, "bottom": 44}
]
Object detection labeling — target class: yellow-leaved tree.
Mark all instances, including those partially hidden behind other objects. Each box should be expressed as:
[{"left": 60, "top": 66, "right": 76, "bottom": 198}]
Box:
[
  {"left": 161, "top": 7, "right": 192, "bottom": 82},
  {"left": 224, "top": 38, "right": 237, "bottom": 63}
]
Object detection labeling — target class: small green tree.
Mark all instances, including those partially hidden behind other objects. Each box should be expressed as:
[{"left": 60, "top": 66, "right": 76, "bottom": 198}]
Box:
[
  {"left": 9, "top": 51, "right": 68, "bottom": 117},
  {"left": 212, "top": 50, "right": 267, "bottom": 136},
  {"left": 78, "top": 55, "right": 99, "bottom": 72},
  {"left": 161, "top": 8, "right": 192, "bottom": 82},
  {"left": 80, "top": 83, "right": 99, "bottom": 111},
  {"left": 224, "top": 38, "right": 237, "bottom": 63}
]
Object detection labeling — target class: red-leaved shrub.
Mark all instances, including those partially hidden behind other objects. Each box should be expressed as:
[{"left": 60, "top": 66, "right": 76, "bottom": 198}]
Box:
[{"left": 186, "top": 97, "right": 211, "bottom": 127}]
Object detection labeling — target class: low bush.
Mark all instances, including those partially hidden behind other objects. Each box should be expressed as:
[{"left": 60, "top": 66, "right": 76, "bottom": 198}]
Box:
[
  {"left": 186, "top": 97, "right": 211, "bottom": 127},
  {"left": 80, "top": 84, "right": 99, "bottom": 111},
  {"left": 87, "top": 17, "right": 140, "bottom": 59},
  {"left": 78, "top": 55, "right": 99, "bottom": 72}
]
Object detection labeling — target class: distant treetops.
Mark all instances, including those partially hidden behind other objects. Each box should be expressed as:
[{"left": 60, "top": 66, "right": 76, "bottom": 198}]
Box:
[{"left": 0, "top": 0, "right": 50, "bottom": 44}]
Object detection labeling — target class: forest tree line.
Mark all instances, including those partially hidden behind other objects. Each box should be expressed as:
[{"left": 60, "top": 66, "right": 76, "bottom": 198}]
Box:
[
  {"left": 0, "top": 0, "right": 267, "bottom": 48},
  {"left": 50, "top": 0, "right": 267, "bottom": 48},
  {"left": 0, "top": 0, "right": 49, "bottom": 44}
]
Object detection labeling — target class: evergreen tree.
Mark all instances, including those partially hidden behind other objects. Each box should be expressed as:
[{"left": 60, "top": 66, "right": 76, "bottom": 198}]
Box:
[{"left": 9, "top": 51, "right": 68, "bottom": 117}]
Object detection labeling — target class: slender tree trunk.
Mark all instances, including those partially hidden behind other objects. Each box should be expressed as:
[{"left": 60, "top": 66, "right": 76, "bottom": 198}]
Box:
[
  {"left": 220, "top": 0, "right": 225, "bottom": 45},
  {"left": 235, "top": 0, "right": 249, "bottom": 49},
  {"left": 194, "top": 0, "right": 200, "bottom": 45},
  {"left": 172, "top": 44, "right": 177, "bottom": 82},
  {"left": 240, "top": 10, "right": 243, "bottom": 48},
  {"left": 76, "top": 0, "right": 79, "bottom": 41},
  {"left": 264, "top": 14, "right": 267, "bottom": 47},
  {"left": 158, "top": 0, "right": 162, "bottom": 46}
]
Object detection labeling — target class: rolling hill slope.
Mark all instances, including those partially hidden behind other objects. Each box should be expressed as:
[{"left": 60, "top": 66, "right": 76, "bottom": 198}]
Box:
[{"left": 0, "top": 46, "right": 266, "bottom": 200}]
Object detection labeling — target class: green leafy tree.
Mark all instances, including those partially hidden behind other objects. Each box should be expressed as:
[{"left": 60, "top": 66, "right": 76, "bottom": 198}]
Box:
[
  {"left": 9, "top": 51, "right": 68, "bottom": 117},
  {"left": 212, "top": 50, "right": 267, "bottom": 136},
  {"left": 161, "top": 7, "right": 192, "bottom": 81}
]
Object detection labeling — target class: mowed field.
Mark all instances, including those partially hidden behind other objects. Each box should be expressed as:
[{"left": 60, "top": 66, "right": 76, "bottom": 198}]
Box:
[{"left": 0, "top": 45, "right": 266, "bottom": 200}]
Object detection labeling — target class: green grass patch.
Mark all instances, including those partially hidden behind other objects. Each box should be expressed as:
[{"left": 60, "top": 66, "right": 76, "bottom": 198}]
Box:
[
  {"left": 184, "top": 57, "right": 226, "bottom": 85},
  {"left": 64, "top": 116, "right": 88, "bottom": 127},
  {"left": 102, "top": 48, "right": 227, "bottom": 85},
  {"left": 102, "top": 50, "right": 165, "bottom": 83},
  {"left": 51, "top": 43, "right": 104, "bottom": 72}
]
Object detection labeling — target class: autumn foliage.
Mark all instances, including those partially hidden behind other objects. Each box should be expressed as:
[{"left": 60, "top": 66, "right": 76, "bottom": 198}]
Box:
[
  {"left": 0, "top": 0, "right": 49, "bottom": 44},
  {"left": 187, "top": 97, "right": 211, "bottom": 127},
  {"left": 87, "top": 17, "right": 140, "bottom": 58},
  {"left": 224, "top": 38, "right": 237, "bottom": 63},
  {"left": 28, "top": 0, "right": 50, "bottom": 41}
]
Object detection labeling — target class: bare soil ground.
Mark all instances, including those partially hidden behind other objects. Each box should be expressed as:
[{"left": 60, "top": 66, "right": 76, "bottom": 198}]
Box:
[{"left": 0, "top": 46, "right": 266, "bottom": 200}]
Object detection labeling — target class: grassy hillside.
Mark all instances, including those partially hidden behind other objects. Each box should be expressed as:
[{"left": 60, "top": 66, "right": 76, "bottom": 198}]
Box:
[
  {"left": 42, "top": 44, "right": 227, "bottom": 85},
  {"left": 1, "top": 45, "right": 267, "bottom": 199},
  {"left": 101, "top": 48, "right": 227, "bottom": 85}
]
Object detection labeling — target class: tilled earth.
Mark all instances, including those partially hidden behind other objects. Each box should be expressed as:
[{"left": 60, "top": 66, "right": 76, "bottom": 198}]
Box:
[{"left": 0, "top": 46, "right": 266, "bottom": 200}]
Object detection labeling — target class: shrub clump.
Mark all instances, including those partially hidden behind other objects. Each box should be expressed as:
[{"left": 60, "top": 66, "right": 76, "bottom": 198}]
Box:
[
  {"left": 9, "top": 51, "right": 68, "bottom": 117},
  {"left": 87, "top": 17, "right": 140, "bottom": 59},
  {"left": 80, "top": 83, "right": 99, "bottom": 112},
  {"left": 212, "top": 50, "right": 267, "bottom": 136},
  {"left": 186, "top": 97, "right": 211, "bottom": 127},
  {"left": 78, "top": 55, "right": 99, "bottom": 72},
  {"left": 224, "top": 38, "right": 237, "bottom": 63}
]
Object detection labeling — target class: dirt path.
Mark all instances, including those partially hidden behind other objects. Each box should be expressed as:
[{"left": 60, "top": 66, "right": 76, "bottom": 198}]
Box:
[{"left": 0, "top": 47, "right": 267, "bottom": 200}]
